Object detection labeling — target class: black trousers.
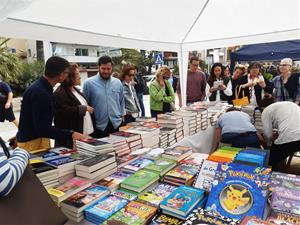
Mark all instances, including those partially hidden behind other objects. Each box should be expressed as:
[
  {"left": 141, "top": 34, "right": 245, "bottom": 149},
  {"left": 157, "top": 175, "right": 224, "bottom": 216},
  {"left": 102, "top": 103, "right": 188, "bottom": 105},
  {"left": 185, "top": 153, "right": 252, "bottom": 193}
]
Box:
[
  {"left": 269, "top": 139, "right": 300, "bottom": 171},
  {"left": 91, "top": 120, "right": 119, "bottom": 138}
]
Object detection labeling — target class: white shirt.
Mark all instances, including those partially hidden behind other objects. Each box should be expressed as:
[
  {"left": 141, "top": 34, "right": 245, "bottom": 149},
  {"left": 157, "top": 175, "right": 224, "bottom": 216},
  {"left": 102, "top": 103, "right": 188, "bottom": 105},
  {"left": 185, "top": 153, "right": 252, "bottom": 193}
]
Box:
[
  {"left": 261, "top": 102, "right": 300, "bottom": 145},
  {"left": 247, "top": 74, "right": 264, "bottom": 106},
  {"left": 72, "top": 90, "right": 94, "bottom": 135},
  {"left": 206, "top": 79, "right": 232, "bottom": 102}
]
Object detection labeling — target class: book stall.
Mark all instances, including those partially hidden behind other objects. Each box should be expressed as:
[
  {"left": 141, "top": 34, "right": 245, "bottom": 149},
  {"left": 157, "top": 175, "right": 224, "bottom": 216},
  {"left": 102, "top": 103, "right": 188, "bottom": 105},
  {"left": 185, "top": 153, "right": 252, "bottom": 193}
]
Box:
[{"left": 29, "top": 102, "right": 300, "bottom": 225}]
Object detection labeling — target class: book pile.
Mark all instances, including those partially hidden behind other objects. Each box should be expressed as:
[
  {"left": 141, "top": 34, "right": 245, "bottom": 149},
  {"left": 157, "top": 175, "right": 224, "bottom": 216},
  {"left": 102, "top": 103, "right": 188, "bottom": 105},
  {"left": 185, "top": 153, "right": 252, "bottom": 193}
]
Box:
[
  {"left": 188, "top": 108, "right": 209, "bottom": 131},
  {"left": 174, "top": 110, "right": 198, "bottom": 137},
  {"left": 116, "top": 154, "right": 140, "bottom": 168},
  {"left": 75, "top": 154, "right": 117, "bottom": 182},
  {"left": 111, "top": 188, "right": 138, "bottom": 201},
  {"left": 144, "top": 157, "right": 177, "bottom": 177},
  {"left": 30, "top": 160, "right": 59, "bottom": 188},
  {"left": 143, "top": 147, "right": 165, "bottom": 160},
  {"left": 95, "top": 169, "right": 133, "bottom": 191},
  {"left": 60, "top": 184, "right": 109, "bottom": 222},
  {"left": 205, "top": 163, "right": 271, "bottom": 220},
  {"left": 110, "top": 131, "right": 142, "bottom": 151},
  {"left": 184, "top": 208, "right": 239, "bottom": 225},
  {"left": 164, "top": 163, "right": 199, "bottom": 186},
  {"left": 138, "top": 182, "right": 177, "bottom": 207},
  {"left": 47, "top": 176, "right": 91, "bottom": 206},
  {"left": 136, "top": 117, "right": 157, "bottom": 123},
  {"left": 103, "top": 201, "right": 157, "bottom": 225},
  {"left": 254, "top": 109, "right": 263, "bottom": 133},
  {"left": 208, "top": 146, "right": 242, "bottom": 163},
  {"left": 122, "top": 157, "right": 154, "bottom": 172},
  {"left": 180, "top": 152, "right": 208, "bottom": 167},
  {"left": 160, "top": 185, "right": 206, "bottom": 220},
  {"left": 84, "top": 195, "right": 129, "bottom": 224},
  {"left": 150, "top": 212, "right": 184, "bottom": 225},
  {"left": 162, "top": 145, "right": 193, "bottom": 162},
  {"left": 75, "top": 138, "right": 114, "bottom": 157},
  {"left": 159, "top": 127, "right": 177, "bottom": 148},
  {"left": 99, "top": 136, "right": 130, "bottom": 158},
  {"left": 120, "top": 169, "right": 160, "bottom": 193}
]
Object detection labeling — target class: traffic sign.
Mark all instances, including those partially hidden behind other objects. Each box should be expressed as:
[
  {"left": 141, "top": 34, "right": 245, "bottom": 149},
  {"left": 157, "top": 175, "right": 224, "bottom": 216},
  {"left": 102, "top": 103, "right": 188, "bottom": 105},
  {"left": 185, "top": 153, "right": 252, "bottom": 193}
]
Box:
[{"left": 155, "top": 53, "right": 164, "bottom": 65}]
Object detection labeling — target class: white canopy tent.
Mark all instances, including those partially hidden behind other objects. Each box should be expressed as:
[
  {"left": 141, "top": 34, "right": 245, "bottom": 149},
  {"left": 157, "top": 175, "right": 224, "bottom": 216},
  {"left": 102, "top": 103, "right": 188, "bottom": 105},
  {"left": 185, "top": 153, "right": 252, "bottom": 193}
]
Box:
[{"left": 0, "top": 0, "right": 299, "bottom": 106}]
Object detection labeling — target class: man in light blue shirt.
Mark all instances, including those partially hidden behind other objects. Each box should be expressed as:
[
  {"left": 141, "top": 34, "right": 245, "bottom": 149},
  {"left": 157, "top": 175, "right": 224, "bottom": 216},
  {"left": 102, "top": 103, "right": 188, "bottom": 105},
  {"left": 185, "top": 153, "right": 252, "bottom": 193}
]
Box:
[
  {"left": 215, "top": 107, "right": 261, "bottom": 149},
  {"left": 83, "top": 56, "right": 125, "bottom": 138}
]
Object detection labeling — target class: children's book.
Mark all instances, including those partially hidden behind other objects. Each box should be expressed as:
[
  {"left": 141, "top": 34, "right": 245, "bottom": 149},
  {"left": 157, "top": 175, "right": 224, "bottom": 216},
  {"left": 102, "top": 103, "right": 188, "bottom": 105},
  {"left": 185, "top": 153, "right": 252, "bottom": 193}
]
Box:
[
  {"left": 144, "top": 158, "right": 177, "bottom": 176},
  {"left": 160, "top": 186, "right": 205, "bottom": 218},
  {"left": 84, "top": 195, "right": 128, "bottom": 221},
  {"left": 239, "top": 216, "right": 270, "bottom": 225},
  {"left": 138, "top": 183, "right": 177, "bottom": 207},
  {"left": 122, "top": 157, "right": 153, "bottom": 172},
  {"left": 112, "top": 189, "right": 138, "bottom": 201},
  {"left": 267, "top": 209, "right": 300, "bottom": 225},
  {"left": 270, "top": 189, "right": 300, "bottom": 215},
  {"left": 193, "top": 160, "right": 218, "bottom": 192},
  {"left": 162, "top": 146, "right": 193, "bottom": 161},
  {"left": 103, "top": 201, "right": 157, "bottom": 225},
  {"left": 205, "top": 163, "right": 271, "bottom": 220},
  {"left": 150, "top": 212, "right": 184, "bottom": 225},
  {"left": 165, "top": 163, "right": 199, "bottom": 184},
  {"left": 180, "top": 153, "right": 208, "bottom": 166},
  {"left": 60, "top": 185, "right": 109, "bottom": 213},
  {"left": 269, "top": 172, "right": 300, "bottom": 192}
]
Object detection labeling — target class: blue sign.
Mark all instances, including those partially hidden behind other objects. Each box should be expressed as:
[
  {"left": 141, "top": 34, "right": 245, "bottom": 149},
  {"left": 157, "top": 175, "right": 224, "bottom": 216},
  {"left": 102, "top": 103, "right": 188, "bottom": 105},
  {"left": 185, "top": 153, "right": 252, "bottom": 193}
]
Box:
[{"left": 155, "top": 53, "right": 164, "bottom": 65}]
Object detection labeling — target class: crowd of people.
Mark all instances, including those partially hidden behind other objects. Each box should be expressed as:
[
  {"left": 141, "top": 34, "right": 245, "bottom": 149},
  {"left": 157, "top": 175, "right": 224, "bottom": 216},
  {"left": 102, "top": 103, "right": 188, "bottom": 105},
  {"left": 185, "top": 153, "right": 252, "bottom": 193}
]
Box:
[{"left": 0, "top": 55, "right": 299, "bottom": 197}]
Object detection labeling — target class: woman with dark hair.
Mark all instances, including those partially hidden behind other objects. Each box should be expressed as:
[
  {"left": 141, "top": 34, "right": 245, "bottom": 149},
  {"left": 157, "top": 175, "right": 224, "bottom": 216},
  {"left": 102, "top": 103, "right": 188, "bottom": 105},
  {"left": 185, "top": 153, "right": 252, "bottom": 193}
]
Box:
[
  {"left": 223, "top": 65, "right": 231, "bottom": 78},
  {"left": 53, "top": 64, "right": 94, "bottom": 148},
  {"left": 206, "top": 63, "right": 232, "bottom": 102},
  {"left": 120, "top": 65, "right": 140, "bottom": 124}
]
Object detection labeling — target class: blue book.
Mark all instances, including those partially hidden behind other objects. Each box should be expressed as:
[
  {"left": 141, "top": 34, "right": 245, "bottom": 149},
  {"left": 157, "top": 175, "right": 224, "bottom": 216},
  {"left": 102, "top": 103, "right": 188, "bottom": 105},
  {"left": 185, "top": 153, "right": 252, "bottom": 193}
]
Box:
[
  {"left": 84, "top": 195, "right": 128, "bottom": 221},
  {"left": 205, "top": 163, "right": 271, "bottom": 220},
  {"left": 45, "top": 156, "right": 76, "bottom": 167},
  {"left": 160, "top": 186, "right": 205, "bottom": 218},
  {"left": 240, "top": 148, "right": 270, "bottom": 167},
  {"left": 235, "top": 153, "right": 264, "bottom": 167}
]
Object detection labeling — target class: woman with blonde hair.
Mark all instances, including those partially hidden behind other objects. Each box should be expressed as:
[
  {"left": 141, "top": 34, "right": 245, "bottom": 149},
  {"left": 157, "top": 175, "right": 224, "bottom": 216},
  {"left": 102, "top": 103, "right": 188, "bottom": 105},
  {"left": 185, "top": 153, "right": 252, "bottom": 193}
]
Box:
[{"left": 149, "top": 65, "right": 175, "bottom": 118}]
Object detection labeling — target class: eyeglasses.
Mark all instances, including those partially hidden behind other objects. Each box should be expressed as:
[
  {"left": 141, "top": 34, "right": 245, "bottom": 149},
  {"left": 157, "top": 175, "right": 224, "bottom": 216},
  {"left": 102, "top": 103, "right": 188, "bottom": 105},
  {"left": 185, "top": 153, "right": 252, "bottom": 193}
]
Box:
[
  {"left": 129, "top": 74, "right": 135, "bottom": 77},
  {"left": 280, "top": 64, "right": 290, "bottom": 66}
]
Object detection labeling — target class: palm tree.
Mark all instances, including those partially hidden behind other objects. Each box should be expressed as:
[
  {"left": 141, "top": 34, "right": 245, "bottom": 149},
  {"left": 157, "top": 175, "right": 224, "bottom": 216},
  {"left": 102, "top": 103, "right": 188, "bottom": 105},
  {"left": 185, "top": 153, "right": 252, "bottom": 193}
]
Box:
[{"left": 0, "top": 37, "right": 22, "bottom": 83}]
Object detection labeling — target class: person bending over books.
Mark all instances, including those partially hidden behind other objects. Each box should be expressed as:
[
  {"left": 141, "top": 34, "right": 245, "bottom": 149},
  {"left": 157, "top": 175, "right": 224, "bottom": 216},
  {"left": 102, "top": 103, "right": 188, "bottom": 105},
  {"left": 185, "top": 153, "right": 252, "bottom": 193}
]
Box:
[
  {"left": 0, "top": 136, "right": 30, "bottom": 196},
  {"left": 17, "top": 57, "right": 85, "bottom": 152},
  {"left": 215, "top": 107, "right": 263, "bottom": 149},
  {"left": 149, "top": 66, "right": 175, "bottom": 118},
  {"left": 206, "top": 63, "right": 232, "bottom": 103},
  {"left": 53, "top": 63, "right": 95, "bottom": 148},
  {"left": 259, "top": 98, "right": 300, "bottom": 172}
]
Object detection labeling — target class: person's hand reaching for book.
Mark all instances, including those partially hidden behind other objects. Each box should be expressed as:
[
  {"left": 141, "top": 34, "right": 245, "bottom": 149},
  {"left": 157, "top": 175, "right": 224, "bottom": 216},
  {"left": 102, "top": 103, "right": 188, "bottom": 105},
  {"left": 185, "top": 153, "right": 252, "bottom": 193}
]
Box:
[{"left": 72, "top": 132, "right": 86, "bottom": 140}]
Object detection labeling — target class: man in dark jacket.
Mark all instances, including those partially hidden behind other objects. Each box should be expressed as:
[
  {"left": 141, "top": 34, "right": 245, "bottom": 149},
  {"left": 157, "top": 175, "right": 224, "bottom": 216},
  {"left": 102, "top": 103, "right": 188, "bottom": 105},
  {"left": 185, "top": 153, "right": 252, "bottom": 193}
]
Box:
[
  {"left": 17, "top": 56, "right": 85, "bottom": 152},
  {"left": 134, "top": 69, "right": 146, "bottom": 117}
]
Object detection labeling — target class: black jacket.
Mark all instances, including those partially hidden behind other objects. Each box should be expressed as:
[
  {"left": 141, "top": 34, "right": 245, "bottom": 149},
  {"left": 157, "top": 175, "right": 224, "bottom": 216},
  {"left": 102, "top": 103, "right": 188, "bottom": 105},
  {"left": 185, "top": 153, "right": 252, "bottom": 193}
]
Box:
[{"left": 53, "top": 85, "right": 95, "bottom": 148}]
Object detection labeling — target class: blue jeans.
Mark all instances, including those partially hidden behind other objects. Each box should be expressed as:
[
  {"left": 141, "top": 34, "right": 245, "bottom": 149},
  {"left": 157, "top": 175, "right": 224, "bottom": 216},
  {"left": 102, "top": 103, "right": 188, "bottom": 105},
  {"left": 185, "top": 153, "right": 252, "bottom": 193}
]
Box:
[
  {"left": 221, "top": 132, "right": 260, "bottom": 148},
  {"left": 136, "top": 92, "right": 145, "bottom": 117}
]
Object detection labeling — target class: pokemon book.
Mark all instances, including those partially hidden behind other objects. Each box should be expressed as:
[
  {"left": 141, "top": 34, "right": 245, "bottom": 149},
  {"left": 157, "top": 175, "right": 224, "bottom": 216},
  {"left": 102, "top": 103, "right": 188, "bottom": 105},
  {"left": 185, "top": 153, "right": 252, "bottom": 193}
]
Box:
[
  {"left": 103, "top": 201, "right": 157, "bottom": 225},
  {"left": 160, "top": 186, "right": 205, "bottom": 218},
  {"left": 205, "top": 163, "right": 271, "bottom": 220}
]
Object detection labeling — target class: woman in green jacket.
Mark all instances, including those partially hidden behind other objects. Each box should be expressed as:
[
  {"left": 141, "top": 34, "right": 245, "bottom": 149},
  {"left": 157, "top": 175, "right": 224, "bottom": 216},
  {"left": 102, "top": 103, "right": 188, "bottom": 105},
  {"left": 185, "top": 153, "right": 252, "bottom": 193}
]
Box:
[{"left": 149, "top": 66, "right": 175, "bottom": 118}]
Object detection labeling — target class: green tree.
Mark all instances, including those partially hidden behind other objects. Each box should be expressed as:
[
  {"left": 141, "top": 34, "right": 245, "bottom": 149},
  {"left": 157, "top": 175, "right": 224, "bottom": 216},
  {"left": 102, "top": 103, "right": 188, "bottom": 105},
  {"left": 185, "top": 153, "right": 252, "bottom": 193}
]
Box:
[{"left": 0, "top": 38, "right": 22, "bottom": 83}]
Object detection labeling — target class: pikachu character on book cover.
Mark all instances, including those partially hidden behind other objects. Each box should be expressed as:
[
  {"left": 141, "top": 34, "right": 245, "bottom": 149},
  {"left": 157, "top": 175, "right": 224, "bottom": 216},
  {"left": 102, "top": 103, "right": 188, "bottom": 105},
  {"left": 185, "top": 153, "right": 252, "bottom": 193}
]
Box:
[{"left": 222, "top": 185, "right": 250, "bottom": 211}]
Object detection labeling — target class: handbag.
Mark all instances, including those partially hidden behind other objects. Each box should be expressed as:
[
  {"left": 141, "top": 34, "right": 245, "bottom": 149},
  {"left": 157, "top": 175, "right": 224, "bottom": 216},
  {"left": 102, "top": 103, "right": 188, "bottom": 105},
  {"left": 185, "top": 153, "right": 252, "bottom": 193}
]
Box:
[
  {"left": 232, "top": 85, "right": 249, "bottom": 106},
  {"left": 0, "top": 137, "right": 68, "bottom": 225}
]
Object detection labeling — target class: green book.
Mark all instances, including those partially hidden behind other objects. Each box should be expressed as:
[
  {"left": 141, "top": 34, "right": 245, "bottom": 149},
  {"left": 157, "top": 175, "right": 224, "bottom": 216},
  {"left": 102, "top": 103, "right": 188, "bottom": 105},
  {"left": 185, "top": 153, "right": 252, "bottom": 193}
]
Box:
[
  {"left": 144, "top": 158, "right": 177, "bottom": 176},
  {"left": 120, "top": 169, "right": 159, "bottom": 193},
  {"left": 220, "top": 146, "right": 242, "bottom": 152}
]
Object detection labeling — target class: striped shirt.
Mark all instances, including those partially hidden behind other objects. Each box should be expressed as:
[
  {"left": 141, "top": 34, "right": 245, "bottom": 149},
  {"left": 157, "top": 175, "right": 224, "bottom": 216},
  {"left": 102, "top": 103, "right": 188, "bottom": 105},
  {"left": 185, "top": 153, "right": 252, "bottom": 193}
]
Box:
[{"left": 0, "top": 147, "right": 30, "bottom": 196}]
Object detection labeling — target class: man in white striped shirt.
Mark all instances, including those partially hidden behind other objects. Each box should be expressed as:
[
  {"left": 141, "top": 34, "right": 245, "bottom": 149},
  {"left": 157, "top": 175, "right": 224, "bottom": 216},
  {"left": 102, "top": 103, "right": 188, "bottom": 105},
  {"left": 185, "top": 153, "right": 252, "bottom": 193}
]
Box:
[{"left": 0, "top": 139, "right": 30, "bottom": 196}]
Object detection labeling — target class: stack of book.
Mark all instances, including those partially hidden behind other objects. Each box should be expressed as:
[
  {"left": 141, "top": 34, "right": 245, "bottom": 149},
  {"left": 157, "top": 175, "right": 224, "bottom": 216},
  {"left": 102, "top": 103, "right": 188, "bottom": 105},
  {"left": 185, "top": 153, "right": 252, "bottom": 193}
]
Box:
[
  {"left": 189, "top": 108, "right": 209, "bottom": 131},
  {"left": 233, "top": 148, "right": 270, "bottom": 167},
  {"left": 162, "top": 145, "right": 193, "bottom": 162},
  {"left": 84, "top": 195, "right": 129, "bottom": 224},
  {"left": 110, "top": 131, "right": 142, "bottom": 151},
  {"left": 254, "top": 109, "right": 263, "bottom": 133},
  {"left": 159, "top": 185, "right": 206, "bottom": 220},
  {"left": 103, "top": 201, "right": 157, "bottom": 225},
  {"left": 163, "top": 163, "right": 199, "bottom": 186},
  {"left": 30, "top": 160, "right": 59, "bottom": 188},
  {"left": 60, "top": 185, "right": 109, "bottom": 222},
  {"left": 144, "top": 157, "right": 177, "bottom": 177},
  {"left": 123, "top": 126, "right": 160, "bottom": 148},
  {"left": 45, "top": 155, "right": 79, "bottom": 183},
  {"left": 111, "top": 189, "right": 138, "bottom": 201},
  {"left": 159, "top": 127, "right": 177, "bottom": 148},
  {"left": 95, "top": 169, "right": 133, "bottom": 191},
  {"left": 47, "top": 176, "right": 91, "bottom": 206},
  {"left": 137, "top": 182, "right": 177, "bottom": 207},
  {"left": 208, "top": 146, "right": 241, "bottom": 163},
  {"left": 99, "top": 136, "right": 130, "bottom": 158},
  {"left": 120, "top": 169, "right": 160, "bottom": 194},
  {"left": 135, "top": 117, "right": 156, "bottom": 123},
  {"left": 143, "top": 148, "right": 165, "bottom": 160},
  {"left": 174, "top": 110, "right": 198, "bottom": 137},
  {"left": 75, "top": 138, "right": 114, "bottom": 157},
  {"left": 180, "top": 152, "right": 209, "bottom": 167},
  {"left": 121, "top": 157, "right": 154, "bottom": 173},
  {"left": 116, "top": 154, "right": 140, "bottom": 168},
  {"left": 75, "top": 154, "right": 117, "bottom": 182}
]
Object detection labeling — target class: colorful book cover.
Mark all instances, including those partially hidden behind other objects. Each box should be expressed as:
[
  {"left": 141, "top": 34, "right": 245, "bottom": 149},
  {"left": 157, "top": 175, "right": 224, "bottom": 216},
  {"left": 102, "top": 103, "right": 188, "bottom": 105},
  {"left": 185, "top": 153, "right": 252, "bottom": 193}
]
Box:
[
  {"left": 165, "top": 163, "right": 199, "bottom": 182},
  {"left": 121, "top": 169, "right": 159, "bottom": 190},
  {"left": 112, "top": 189, "right": 138, "bottom": 201},
  {"left": 78, "top": 138, "right": 111, "bottom": 147},
  {"left": 205, "top": 163, "right": 271, "bottom": 220},
  {"left": 193, "top": 160, "right": 218, "bottom": 192},
  {"left": 269, "top": 172, "right": 300, "bottom": 192},
  {"left": 123, "top": 158, "right": 153, "bottom": 172},
  {"left": 160, "top": 186, "right": 204, "bottom": 217},
  {"left": 95, "top": 170, "right": 133, "bottom": 190},
  {"left": 138, "top": 183, "right": 177, "bottom": 207},
  {"left": 267, "top": 209, "right": 300, "bottom": 225},
  {"left": 61, "top": 185, "right": 109, "bottom": 212},
  {"left": 150, "top": 212, "right": 184, "bottom": 225},
  {"left": 163, "top": 146, "right": 192, "bottom": 157},
  {"left": 238, "top": 216, "right": 269, "bottom": 225},
  {"left": 103, "top": 201, "right": 157, "bottom": 225},
  {"left": 45, "top": 156, "right": 76, "bottom": 167},
  {"left": 144, "top": 158, "right": 176, "bottom": 175},
  {"left": 84, "top": 195, "right": 128, "bottom": 221},
  {"left": 184, "top": 208, "right": 239, "bottom": 225},
  {"left": 180, "top": 153, "right": 208, "bottom": 166},
  {"left": 271, "top": 190, "right": 300, "bottom": 215},
  {"left": 30, "top": 161, "right": 57, "bottom": 174}
]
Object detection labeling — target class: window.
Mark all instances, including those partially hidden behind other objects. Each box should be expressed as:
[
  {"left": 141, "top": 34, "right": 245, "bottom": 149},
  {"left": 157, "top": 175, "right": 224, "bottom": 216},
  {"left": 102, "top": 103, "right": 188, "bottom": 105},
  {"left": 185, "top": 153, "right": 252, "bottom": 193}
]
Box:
[{"left": 75, "top": 48, "right": 89, "bottom": 56}]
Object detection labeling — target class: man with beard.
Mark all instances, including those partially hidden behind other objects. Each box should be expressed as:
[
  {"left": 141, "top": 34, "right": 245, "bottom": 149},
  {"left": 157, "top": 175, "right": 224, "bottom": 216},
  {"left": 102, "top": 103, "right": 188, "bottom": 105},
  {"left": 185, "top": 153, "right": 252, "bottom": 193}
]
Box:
[{"left": 83, "top": 56, "right": 125, "bottom": 138}]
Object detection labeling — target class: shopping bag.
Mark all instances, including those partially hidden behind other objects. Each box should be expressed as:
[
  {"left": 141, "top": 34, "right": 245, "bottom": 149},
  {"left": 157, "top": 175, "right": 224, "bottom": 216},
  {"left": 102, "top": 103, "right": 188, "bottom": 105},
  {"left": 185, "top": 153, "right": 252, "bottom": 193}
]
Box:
[{"left": 232, "top": 85, "right": 249, "bottom": 106}]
